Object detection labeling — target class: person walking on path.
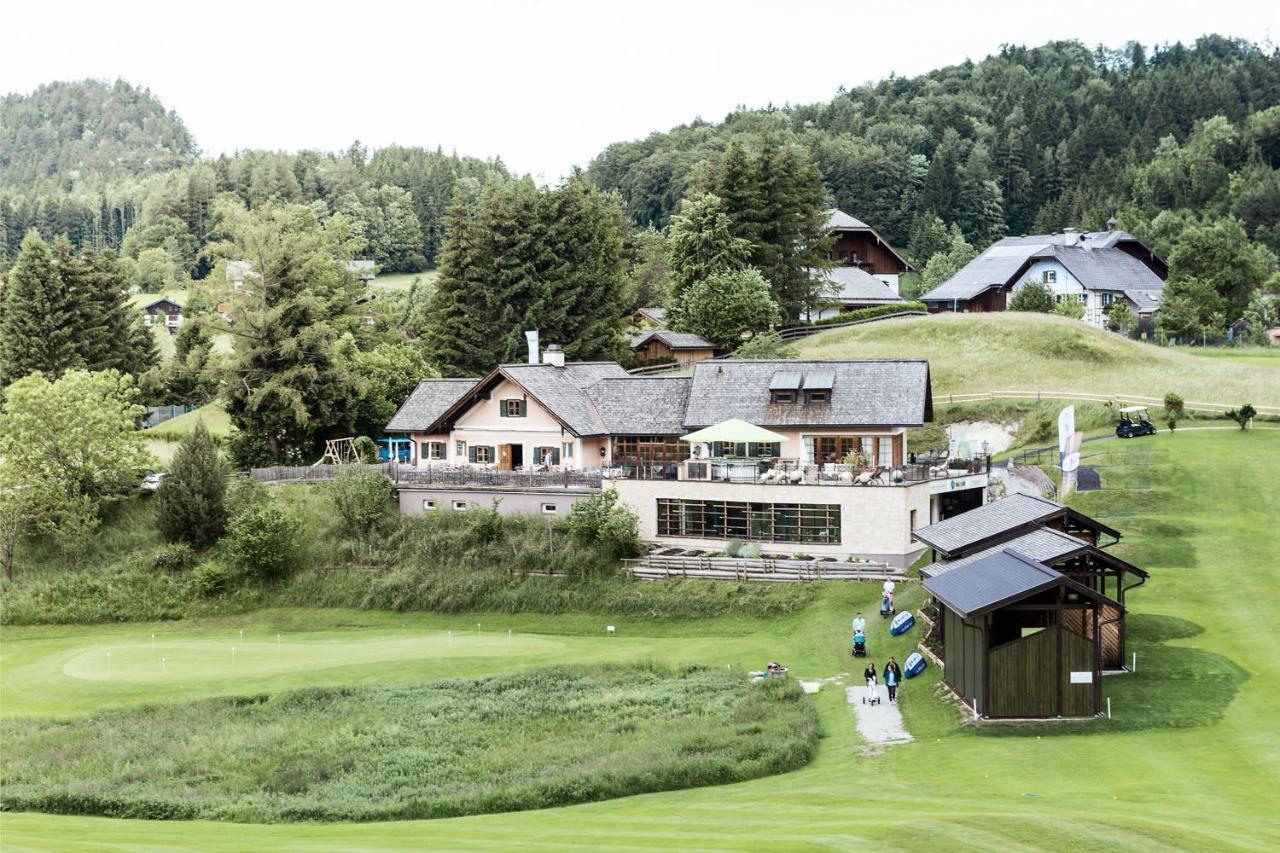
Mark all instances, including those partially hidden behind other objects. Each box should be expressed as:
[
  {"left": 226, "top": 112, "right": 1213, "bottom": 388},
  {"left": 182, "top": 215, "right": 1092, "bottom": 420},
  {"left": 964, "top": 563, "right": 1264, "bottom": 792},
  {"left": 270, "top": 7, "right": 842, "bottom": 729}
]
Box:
[
  {"left": 882, "top": 578, "right": 896, "bottom": 608},
  {"left": 852, "top": 612, "right": 866, "bottom": 635},
  {"left": 883, "top": 658, "right": 902, "bottom": 703},
  {"left": 864, "top": 661, "right": 879, "bottom": 704}
]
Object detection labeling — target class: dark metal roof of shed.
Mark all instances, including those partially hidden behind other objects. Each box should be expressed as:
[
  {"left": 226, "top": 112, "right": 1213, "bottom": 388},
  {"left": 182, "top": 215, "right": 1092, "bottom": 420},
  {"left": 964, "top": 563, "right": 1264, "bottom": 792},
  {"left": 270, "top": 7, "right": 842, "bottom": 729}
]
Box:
[
  {"left": 912, "top": 493, "right": 1119, "bottom": 557},
  {"left": 923, "top": 548, "right": 1113, "bottom": 618}
]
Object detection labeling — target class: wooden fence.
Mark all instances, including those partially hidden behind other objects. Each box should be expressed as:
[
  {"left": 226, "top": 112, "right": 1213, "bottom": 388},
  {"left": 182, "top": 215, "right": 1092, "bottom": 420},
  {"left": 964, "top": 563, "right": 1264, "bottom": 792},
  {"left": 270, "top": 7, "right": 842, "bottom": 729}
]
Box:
[
  {"left": 249, "top": 462, "right": 392, "bottom": 483},
  {"left": 623, "top": 554, "right": 905, "bottom": 582},
  {"left": 935, "top": 389, "right": 1279, "bottom": 417},
  {"left": 774, "top": 310, "right": 928, "bottom": 342}
]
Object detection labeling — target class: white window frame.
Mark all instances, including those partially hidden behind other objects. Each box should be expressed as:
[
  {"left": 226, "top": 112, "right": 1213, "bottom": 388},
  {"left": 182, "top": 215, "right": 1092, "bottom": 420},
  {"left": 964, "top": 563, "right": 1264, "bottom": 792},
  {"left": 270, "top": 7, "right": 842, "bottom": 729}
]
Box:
[
  {"left": 423, "top": 499, "right": 437, "bottom": 510},
  {"left": 456, "top": 440, "right": 466, "bottom": 458},
  {"left": 1044, "top": 270, "right": 1058, "bottom": 284},
  {"left": 452, "top": 500, "right": 469, "bottom": 511},
  {"left": 428, "top": 441, "right": 446, "bottom": 460},
  {"left": 562, "top": 442, "right": 574, "bottom": 459},
  {"left": 541, "top": 503, "right": 557, "bottom": 514}
]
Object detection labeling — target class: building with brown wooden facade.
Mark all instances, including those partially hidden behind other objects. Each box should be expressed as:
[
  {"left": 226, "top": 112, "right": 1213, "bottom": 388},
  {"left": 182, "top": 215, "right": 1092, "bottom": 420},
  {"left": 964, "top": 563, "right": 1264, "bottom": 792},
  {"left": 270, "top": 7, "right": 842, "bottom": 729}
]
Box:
[{"left": 629, "top": 330, "right": 717, "bottom": 368}]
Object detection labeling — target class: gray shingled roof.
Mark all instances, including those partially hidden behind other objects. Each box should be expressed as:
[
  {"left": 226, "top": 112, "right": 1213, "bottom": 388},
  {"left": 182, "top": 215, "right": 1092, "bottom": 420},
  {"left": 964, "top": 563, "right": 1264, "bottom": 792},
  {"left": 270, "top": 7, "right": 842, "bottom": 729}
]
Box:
[
  {"left": 912, "top": 493, "right": 1066, "bottom": 556},
  {"left": 1125, "top": 289, "right": 1163, "bottom": 312},
  {"left": 630, "top": 330, "right": 715, "bottom": 350},
  {"left": 386, "top": 378, "right": 478, "bottom": 432},
  {"left": 636, "top": 306, "right": 666, "bottom": 324},
  {"left": 1048, "top": 245, "right": 1165, "bottom": 293},
  {"left": 826, "top": 208, "right": 871, "bottom": 230},
  {"left": 498, "top": 362, "right": 631, "bottom": 436},
  {"left": 684, "top": 359, "right": 931, "bottom": 428},
  {"left": 813, "top": 266, "right": 905, "bottom": 305},
  {"left": 920, "top": 527, "right": 1089, "bottom": 579},
  {"left": 923, "top": 549, "right": 1068, "bottom": 618},
  {"left": 920, "top": 231, "right": 1164, "bottom": 303},
  {"left": 587, "top": 377, "right": 692, "bottom": 435}
]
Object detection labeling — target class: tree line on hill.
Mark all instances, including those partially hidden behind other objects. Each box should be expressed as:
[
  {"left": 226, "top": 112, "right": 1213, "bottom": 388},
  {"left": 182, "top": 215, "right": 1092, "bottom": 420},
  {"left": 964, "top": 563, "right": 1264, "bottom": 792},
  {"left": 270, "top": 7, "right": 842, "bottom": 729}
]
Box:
[
  {"left": 589, "top": 36, "right": 1280, "bottom": 338},
  {"left": 0, "top": 81, "right": 507, "bottom": 280}
]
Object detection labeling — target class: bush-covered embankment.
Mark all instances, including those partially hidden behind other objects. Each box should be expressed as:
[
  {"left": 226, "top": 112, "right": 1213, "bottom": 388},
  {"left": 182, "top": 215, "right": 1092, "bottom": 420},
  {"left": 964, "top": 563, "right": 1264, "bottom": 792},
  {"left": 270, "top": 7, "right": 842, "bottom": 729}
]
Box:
[
  {"left": 0, "top": 664, "right": 820, "bottom": 823},
  {"left": 2, "top": 487, "right": 819, "bottom": 625}
]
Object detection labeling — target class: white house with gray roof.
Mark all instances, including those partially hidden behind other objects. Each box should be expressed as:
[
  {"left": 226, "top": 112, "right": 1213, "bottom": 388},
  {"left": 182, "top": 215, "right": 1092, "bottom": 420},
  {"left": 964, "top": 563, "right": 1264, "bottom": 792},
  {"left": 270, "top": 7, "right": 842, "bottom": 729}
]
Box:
[
  {"left": 384, "top": 344, "right": 989, "bottom": 566},
  {"left": 919, "top": 225, "right": 1167, "bottom": 329}
]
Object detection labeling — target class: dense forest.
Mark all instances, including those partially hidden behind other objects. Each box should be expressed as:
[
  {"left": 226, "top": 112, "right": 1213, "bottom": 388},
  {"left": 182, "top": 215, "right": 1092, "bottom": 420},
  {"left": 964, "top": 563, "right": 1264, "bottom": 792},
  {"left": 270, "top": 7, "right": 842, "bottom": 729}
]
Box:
[
  {"left": 0, "top": 81, "right": 507, "bottom": 275},
  {"left": 589, "top": 37, "right": 1280, "bottom": 252}
]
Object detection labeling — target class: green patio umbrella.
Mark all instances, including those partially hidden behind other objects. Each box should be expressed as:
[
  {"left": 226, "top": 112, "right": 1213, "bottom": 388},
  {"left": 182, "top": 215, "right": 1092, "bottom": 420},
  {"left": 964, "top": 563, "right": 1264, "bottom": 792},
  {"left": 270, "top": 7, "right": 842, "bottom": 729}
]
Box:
[{"left": 680, "top": 419, "right": 789, "bottom": 445}]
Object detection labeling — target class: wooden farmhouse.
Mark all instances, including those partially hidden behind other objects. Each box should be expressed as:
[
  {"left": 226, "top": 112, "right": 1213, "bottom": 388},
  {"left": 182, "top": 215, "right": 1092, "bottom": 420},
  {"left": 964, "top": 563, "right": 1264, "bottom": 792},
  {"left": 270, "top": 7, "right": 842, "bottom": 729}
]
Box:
[
  {"left": 918, "top": 222, "right": 1167, "bottom": 331},
  {"left": 801, "top": 210, "right": 914, "bottom": 321},
  {"left": 141, "top": 298, "right": 183, "bottom": 334}
]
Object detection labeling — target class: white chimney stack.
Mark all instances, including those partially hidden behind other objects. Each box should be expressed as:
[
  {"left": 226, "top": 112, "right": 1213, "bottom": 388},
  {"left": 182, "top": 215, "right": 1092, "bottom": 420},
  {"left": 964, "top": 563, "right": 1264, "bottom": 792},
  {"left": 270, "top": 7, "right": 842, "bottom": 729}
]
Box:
[
  {"left": 525, "top": 330, "right": 539, "bottom": 365},
  {"left": 1062, "top": 227, "right": 1079, "bottom": 247},
  {"left": 543, "top": 343, "right": 565, "bottom": 367}
]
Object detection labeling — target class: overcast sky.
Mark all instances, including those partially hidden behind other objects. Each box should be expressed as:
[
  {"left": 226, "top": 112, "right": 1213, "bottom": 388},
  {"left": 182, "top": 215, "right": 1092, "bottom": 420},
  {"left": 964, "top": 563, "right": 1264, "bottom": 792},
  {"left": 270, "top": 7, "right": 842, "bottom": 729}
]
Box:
[{"left": 2, "top": 0, "right": 1274, "bottom": 180}]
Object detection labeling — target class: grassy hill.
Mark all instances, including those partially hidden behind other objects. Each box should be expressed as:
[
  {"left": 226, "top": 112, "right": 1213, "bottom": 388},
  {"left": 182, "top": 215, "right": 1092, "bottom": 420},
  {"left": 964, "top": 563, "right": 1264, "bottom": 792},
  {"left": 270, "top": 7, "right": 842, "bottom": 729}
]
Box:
[{"left": 795, "top": 313, "right": 1280, "bottom": 409}]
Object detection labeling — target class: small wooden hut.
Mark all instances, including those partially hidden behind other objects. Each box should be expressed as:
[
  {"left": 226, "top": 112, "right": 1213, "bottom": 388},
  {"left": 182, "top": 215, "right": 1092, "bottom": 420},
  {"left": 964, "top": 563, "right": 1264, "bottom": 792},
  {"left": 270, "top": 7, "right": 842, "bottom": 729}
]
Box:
[{"left": 924, "top": 548, "right": 1117, "bottom": 719}]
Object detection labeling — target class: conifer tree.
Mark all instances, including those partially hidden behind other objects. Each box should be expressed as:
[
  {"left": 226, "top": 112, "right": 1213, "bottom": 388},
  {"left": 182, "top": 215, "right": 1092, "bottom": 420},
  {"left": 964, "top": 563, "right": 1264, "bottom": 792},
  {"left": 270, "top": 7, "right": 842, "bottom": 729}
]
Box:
[
  {"left": 667, "top": 192, "right": 752, "bottom": 306},
  {"left": 154, "top": 421, "right": 229, "bottom": 547},
  {"left": 0, "top": 230, "right": 78, "bottom": 386}
]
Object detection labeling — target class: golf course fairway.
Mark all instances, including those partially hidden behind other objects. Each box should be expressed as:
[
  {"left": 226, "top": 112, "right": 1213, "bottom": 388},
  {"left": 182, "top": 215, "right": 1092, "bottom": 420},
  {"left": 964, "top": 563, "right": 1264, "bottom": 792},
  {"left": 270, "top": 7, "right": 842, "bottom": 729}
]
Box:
[{"left": 2, "top": 430, "right": 1278, "bottom": 850}]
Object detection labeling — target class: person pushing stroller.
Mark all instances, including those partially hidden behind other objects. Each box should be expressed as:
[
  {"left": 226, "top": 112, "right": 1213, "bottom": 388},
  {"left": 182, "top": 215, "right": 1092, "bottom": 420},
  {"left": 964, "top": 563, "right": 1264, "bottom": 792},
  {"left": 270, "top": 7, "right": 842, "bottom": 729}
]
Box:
[{"left": 863, "top": 661, "right": 880, "bottom": 705}]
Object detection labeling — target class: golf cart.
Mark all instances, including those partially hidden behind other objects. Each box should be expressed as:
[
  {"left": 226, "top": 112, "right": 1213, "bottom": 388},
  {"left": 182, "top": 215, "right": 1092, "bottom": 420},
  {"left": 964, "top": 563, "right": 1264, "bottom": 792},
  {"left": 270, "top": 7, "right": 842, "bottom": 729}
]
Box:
[{"left": 1116, "top": 406, "right": 1157, "bottom": 439}]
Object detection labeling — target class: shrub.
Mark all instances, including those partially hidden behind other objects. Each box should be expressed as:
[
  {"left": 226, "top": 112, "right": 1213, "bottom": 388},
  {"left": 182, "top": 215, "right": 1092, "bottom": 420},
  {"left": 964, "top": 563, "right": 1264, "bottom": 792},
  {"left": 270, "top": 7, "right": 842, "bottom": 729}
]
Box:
[
  {"left": 224, "top": 503, "right": 302, "bottom": 581},
  {"left": 1009, "top": 281, "right": 1055, "bottom": 312},
  {"left": 328, "top": 470, "right": 394, "bottom": 545},
  {"left": 192, "top": 560, "right": 236, "bottom": 597},
  {"left": 353, "top": 436, "right": 379, "bottom": 463},
  {"left": 1052, "top": 297, "right": 1086, "bottom": 319},
  {"left": 1226, "top": 403, "right": 1257, "bottom": 429},
  {"left": 468, "top": 500, "right": 505, "bottom": 545},
  {"left": 784, "top": 301, "right": 927, "bottom": 330},
  {"left": 154, "top": 422, "right": 229, "bottom": 548},
  {"left": 733, "top": 332, "right": 797, "bottom": 360},
  {"left": 564, "top": 490, "right": 641, "bottom": 559},
  {"left": 151, "top": 542, "right": 196, "bottom": 573},
  {"left": 1164, "top": 392, "right": 1185, "bottom": 432}
]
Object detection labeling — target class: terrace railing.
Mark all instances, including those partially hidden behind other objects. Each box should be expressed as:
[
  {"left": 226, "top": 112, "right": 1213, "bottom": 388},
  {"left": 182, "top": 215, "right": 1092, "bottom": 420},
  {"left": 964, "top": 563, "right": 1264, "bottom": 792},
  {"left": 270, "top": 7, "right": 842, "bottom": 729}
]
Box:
[
  {"left": 672, "top": 454, "right": 990, "bottom": 487},
  {"left": 394, "top": 465, "right": 603, "bottom": 490}
]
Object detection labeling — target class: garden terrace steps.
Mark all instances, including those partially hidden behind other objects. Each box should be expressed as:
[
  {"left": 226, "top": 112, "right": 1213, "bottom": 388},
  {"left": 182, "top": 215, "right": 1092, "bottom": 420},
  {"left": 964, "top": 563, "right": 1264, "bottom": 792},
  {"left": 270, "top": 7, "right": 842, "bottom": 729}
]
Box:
[{"left": 624, "top": 554, "right": 906, "bottom": 582}]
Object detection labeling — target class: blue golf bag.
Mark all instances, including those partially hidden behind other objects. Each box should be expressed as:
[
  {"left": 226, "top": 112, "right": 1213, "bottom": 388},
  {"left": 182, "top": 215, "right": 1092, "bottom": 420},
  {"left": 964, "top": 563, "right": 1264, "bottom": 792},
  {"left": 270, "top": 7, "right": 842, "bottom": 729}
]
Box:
[
  {"left": 904, "top": 652, "right": 927, "bottom": 678},
  {"left": 889, "top": 610, "right": 915, "bottom": 636}
]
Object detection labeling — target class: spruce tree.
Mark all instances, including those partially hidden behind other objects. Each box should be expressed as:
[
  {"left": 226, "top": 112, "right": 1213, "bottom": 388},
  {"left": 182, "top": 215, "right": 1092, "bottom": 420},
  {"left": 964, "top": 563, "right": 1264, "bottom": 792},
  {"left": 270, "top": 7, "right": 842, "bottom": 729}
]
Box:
[
  {"left": 423, "top": 192, "right": 505, "bottom": 376},
  {"left": 0, "top": 230, "right": 79, "bottom": 386},
  {"left": 155, "top": 421, "right": 229, "bottom": 547}
]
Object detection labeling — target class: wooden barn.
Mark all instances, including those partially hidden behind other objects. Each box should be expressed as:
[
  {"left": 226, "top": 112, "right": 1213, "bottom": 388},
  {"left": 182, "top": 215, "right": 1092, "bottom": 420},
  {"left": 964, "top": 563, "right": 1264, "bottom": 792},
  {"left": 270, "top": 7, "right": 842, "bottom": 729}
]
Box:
[
  {"left": 924, "top": 549, "right": 1115, "bottom": 719},
  {"left": 630, "top": 330, "right": 716, "bottom": 368}
]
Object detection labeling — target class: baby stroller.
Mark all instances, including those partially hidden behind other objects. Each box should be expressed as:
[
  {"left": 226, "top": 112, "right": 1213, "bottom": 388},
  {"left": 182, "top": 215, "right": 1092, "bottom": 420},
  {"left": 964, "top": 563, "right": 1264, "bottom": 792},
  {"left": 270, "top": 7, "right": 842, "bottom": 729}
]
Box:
[
  {"left": 851, "top": 630, "right": 867, "bottom": 657},
  {"left": 880, "top": 593, "right": 894, "bottom": 619},
  {"left": 862, "top": 674, "right": 881, "bottom": 706}
]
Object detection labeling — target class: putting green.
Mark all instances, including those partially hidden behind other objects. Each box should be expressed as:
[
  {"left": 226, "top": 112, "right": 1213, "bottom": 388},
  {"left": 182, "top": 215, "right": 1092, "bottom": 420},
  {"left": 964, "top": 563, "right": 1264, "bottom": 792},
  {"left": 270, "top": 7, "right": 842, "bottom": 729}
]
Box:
[
  {"left": 3, "top": 430, "right": 1279, "bottom": 850},
  {"left": 60, "top": 632, "right": 566, "bottom": 684}
]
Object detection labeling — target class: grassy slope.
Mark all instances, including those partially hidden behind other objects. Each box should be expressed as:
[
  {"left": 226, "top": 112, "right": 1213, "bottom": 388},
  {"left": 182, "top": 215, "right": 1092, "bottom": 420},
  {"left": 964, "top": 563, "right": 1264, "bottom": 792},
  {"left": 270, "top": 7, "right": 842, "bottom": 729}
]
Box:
[
  {"left": 1173, "top": 345, "right": 1280, "bottom": 369},
  {"left": 795, "top": 313, "right": 1280, "bottom": 408},
  {"left": 367, "top": 271, "right": 437, "bottom": 294},
  {"left": 156, "top": 402, "right": 231, "bottom": 436},
  {"left": 3, "top": 430, "right": 1279, "bottom": 849}
]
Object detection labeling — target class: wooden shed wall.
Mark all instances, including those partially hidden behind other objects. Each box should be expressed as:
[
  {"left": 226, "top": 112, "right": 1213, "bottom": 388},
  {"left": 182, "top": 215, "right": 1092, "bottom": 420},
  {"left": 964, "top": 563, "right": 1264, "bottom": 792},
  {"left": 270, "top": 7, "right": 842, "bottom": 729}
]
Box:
[
  {"left": 943, "top": 606, "right": 984, "bottom": 707},
  {"left": 987, "top": 626, "right": 1098, "bottom": 718}
]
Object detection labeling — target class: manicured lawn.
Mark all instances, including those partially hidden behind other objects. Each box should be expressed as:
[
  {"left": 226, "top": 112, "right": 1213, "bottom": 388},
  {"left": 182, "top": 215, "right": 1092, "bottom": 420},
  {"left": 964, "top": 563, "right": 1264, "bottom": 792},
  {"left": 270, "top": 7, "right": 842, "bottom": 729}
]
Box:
[
  {"left": 795, "top": 313, "right": 1280, "bottom": 408},
  {"left": 1172, "top": 345, "right": 1280, "bottom": 369},
  {"left": 367, "top": 271, "right": 436, "bottom": 294},
  {"left": 3, "top": 430, "right": 1279, "bottom": 848}
]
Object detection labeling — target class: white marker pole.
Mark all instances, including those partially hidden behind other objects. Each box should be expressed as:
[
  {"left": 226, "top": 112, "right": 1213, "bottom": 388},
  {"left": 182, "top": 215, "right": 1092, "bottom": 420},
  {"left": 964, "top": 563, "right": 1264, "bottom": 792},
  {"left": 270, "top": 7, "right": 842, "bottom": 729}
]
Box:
[
  {"left": 151, "top": 633, "right": 155, "bottom": 649},
  {"left": 508, "top": 629, "right": 512, "bottom": 645},
  {"left": 447, "top": 630, "right": 452, "bottom": 645},
  {"left": 1132, "top": 652, "right": 1137, "bottom": 673},
  {"left": 1107, "top": 697, "right": 1112, "bottom": 719},
  {"left": 162, "top": 657, "right": 167, "bottom": 674},
  {"left": 277, "top": 633, "right": 281, "bottom": 650},
  {"left": 476, "top": 623, "right": 481, "bottom": 637},
  {"left": 240, "top": 629, "right": 244, "bottom": 643}
]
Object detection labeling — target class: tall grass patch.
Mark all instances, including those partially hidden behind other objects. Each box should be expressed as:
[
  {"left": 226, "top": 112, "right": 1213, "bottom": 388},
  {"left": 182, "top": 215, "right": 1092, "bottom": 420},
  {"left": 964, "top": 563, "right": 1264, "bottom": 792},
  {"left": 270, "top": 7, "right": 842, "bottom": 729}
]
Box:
[{"left": 0, "top": 664, "right": 819, "bottom": 823}]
